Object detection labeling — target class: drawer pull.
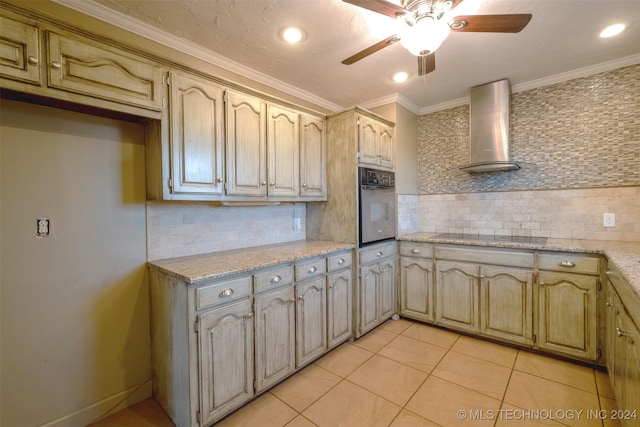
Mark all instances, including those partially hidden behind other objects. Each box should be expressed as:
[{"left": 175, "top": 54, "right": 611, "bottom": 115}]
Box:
[
  {"left": 219, "top": 288, "right": 234, "bottom": 297},
  {"left": 377, "top": 251, "right": 383, "bottom": 257},
  {"left": 308, "top": 266, "right": 318, "bottom": 273},
  {"left": 271, "top": 275, "right": 281, "bottom": 283},
  {"left": 411, "top": 248, "right": 421, "bottom": 254},
  {"left": 51, "top": 61, "right": 62, "bottom": 69},
  {"left": 338, "top": 258, "right": 346, "bottom": 265},
  {"left": 27, "top": 56, "right": 39, "bottom": 66},
  {"left": 559, "top": 261, "right": 576, "bottom": 268}
]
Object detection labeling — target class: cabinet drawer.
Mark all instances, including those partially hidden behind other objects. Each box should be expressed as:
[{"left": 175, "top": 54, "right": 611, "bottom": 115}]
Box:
[
  {"left": 538, "top": 253, "right": 600, "bottom": 275},
  {"left": 254, "top": 265, "right": 294, "bottom": 293},
  {"left": 196, "top": 276, "right": 251, "bottom": 310},
  {"left": 436, "top": 245, "right": 534, "bottom": 268},
  {"left": 296, "top": 258, "right": 326, "bottom": 281},
  {"left": 359, "top": 241, "right": 396, "bottom": 265},
  {"left": 328, "top": 251, "right": 352, "bottom": 272},
  {"left": 399, "top": 242, "right": 433, "bottom": 259},
  {"left": 46, "top": 31, "right": 164, "bottom": 111}
]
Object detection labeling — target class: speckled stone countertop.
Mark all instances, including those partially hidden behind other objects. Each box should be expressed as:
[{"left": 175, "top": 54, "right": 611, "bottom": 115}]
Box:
[
  {"left": 148, "top": 240, "right": 354, "bottom": 284},
  {"left": 397, "top": 232, "right": 640, "bottom": 300}
]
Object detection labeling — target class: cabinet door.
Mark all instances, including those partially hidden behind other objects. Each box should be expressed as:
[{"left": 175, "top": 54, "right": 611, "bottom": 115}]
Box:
[
  {"left": 267, "top": 104, "right": 299, "bottom": 197},
  {"left": 0, "top": 14, "right": 40, "bottom": 84},
  {"left": 327, "top": 268, "right": 352, "bottom": 348},
  {"left": 378, "top": 258, "right": 396, "bottom": 322},
  {"left": 358, "top": 115, "right": 379, "bottom": 166},
  {"left": 46, "top": 31, "right": 163, "bottom": 111},
  {"left": 537, "top": 272, "right": 598, "bottom": 360},
  {"left": 300, "top": 114, "right": 326, "bottom": 199},
  {"left": 436, "top": 261, "right": 479, "bottom": 332},
  {"left": 605, "top": 285, "right": 618, "bottom": 389},
  {"left": 480, "top": 265, "right": 533, "bottom": 346},
  {"left": 225, "top": 90, "right": 267, "bottom": 197},
  {"left": 400, "top": 257, "right": 434, "bottom": 322},
  {"left": 622, "top": 318, "right": 640, "bottom": 424},
  {"left": 296, "top": 276, "right": 327, "bottom": 367},
  {"left": 169, "top": 71, "right": 224, "bottom": 195},
  {"left": 254, "top": 285, "right": 295, "bottom": 392},
  {"left": 378, "top": 123, "right": 394, "bottom": 169},
  {"left": 198, "top": 299, "right": 254, "bottom": 426},
  {"left": 360, "top": 262, "right": 379, "bottom": 334}
]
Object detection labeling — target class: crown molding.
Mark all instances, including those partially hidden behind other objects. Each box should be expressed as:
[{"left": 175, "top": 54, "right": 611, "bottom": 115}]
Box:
[
  {"left": 359, "top": 93, "right": 422, "bottom": 115},
  {"left": 51, "top": 0, "right": 344, "bottom": 112}
]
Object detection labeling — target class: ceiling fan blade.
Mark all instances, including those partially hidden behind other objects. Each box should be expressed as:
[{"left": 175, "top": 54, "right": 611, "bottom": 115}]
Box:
[
  {"left": 450, "top": 14, "right": 532, "bottom": 33},
  {"left": 342, "top": 35, "right": 401, "bottom": 65},
  {"left": 342, "top": 0, "right": 407, "bottom": 19},
  {"left": 418, "top": 53, "right": 436, "bottom": 76}
]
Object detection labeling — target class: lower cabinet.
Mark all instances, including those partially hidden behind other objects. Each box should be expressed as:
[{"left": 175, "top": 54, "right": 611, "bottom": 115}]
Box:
[
  {"left": 606, "top": 267, "right": 640, "bottom": 424},
  {"left": 197, "top": 298, "right": 254, "bottom": 426},
  {"left": 435, "top": 260, "right": 479, "bottom": 333},
  {"left": 150, "top": 248, "right": 353, "bottom": 427},
  {"left": 359, "top": 241, "right": 396, "bottom": 336},
  {"left": 254, "top": 283, "right": 296, "bottom": 393}
]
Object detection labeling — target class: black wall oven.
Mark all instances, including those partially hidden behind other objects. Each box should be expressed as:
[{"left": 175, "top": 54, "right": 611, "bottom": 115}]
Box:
[{"left": 358, "top": 167, "right": 396, "bottom": 247}]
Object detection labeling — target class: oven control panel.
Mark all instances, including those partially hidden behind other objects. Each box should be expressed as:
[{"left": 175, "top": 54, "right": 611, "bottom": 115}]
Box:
[{"left": 360, "top": 167, "right": 395, "bottom": 188}]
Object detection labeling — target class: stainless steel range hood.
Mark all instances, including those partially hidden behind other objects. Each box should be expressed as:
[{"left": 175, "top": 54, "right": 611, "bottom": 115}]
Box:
[{"left": 459, "top": 79, "right": 521, "bottom": 173}]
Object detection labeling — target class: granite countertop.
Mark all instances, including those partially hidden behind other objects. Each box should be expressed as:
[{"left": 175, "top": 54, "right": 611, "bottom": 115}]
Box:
[
  {"left": 397, "top": 232, "right": 640, "bottom": 300},
  {"left": 148, "top": 240, "right": 354, "bottom": 284}
]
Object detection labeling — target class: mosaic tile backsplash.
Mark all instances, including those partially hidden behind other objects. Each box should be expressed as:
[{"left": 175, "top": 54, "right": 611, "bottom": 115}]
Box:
[{"left": 417, "top": 64, "right": 640, "bottom": 194}]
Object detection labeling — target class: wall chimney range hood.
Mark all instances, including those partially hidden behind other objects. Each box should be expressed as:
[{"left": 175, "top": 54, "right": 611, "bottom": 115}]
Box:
[{"left": 459, "top": 79, "right": 521, "bottom": 173}]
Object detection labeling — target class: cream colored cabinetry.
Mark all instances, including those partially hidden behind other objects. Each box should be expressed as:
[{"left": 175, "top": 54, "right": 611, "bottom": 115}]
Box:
[
  {"left": 399, "top": 243, "right": 434, "bottom": 322},
  {"left": 167, "top": 70, "right": 225, "bottom": 195},
  {"left": 197, "top": 296, "right": 254, "bottom": 426},
  {"left": 225, "top": 90, "right": 300, "bottom": 198},
  {"left": 327, "top": 251, "right": 353, "bottom": 348},
  {"left": 537, "top": 253, "right": 600, "bottom": 361},
  {"left": 0, "top": 13, "right": 41, "bottom": 85},
  {"left": 300, "top": 113, "right": 327, "bottom": 199},
  {"left": 605, "top": 266, "right": 640, "bottom": 423},
  {"left": 433, "top": 246, "right": 535, "bottom": 345},
  {"left": 0, "top": 9, "right": 164, "bottom": 118},
  {"left": 359, "top": 241, "right": 396, "bottom": 335},
  {"left": 254, "top": 266, "right": 296, "bottom": 392},
  {"left": 295, "top": 258, "right": 327, "bottom": 367},
  {"left": 358, "top": 113, "right": 394, "bottom": 169}
]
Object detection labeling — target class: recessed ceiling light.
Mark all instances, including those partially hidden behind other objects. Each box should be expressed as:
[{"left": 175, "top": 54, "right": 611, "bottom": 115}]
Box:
[
  {"left": 281, "top": 27, "right": 305, "bottom": 44},
  {"left": 599, "top": 23, "right": 625, "bottom": 38},
  {"left": 393, "top": 72, "right": 409, "bottom": 83}
]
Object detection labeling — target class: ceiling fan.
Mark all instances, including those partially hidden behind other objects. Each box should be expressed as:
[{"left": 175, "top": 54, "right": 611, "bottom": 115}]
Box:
[{"left": 342, "top": 0, "right": 532, "bottom": 76}]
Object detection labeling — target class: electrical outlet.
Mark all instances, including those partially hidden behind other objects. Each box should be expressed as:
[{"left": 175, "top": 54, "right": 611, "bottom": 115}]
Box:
[
  {"left": 603, "top": 213, "right": 616, "bottom": 228},
  {"left": 36, "top": 217, "right": 50, "bottom": 237}
]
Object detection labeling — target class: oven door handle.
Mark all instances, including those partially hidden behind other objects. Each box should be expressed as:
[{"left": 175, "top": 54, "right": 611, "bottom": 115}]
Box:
[{"left": 361, "top": 185, "right": 393, "bottom": 190}]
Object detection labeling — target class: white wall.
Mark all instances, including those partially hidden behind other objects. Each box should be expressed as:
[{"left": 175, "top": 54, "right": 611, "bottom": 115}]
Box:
[{"left": 0, "top": 100, "right": 150, "bottom": 426}]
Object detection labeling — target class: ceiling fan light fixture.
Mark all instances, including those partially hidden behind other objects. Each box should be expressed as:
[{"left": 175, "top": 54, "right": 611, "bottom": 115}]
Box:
[{"left": 399, "top": 16, "right": 450, "bottom": 56}]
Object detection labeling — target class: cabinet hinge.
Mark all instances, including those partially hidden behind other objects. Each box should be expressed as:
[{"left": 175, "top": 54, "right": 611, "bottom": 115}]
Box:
[
  {"left": 532, "top": 334, "right": 537, "bottom": 344},
  {"left": 168, "top": 178, "right": 173, "bottom": 190},
  {"left": 196, "top": 411, "right": 201, "bottom": 424},
  {"left": 596, "top": 349, "right": 603, "bottom": 360},
  {"left": 597, "top": 279, "right": 602, "bottom": 291},
  {"left": 223, "top": 91, "right": 228, "bottom": 103},
  {"left": 194, "top": 318, "right": 199, "bottom": 333},
  {"left": 162, "top": 96, "right": 166, "bottom": 109}
]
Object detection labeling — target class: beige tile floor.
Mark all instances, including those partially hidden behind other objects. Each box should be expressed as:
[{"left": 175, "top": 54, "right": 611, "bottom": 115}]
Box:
[{"left": 93, "top": 319, "right": 620, "bottom": 427}]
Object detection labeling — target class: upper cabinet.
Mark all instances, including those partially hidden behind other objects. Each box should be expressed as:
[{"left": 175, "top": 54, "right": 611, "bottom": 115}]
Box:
[
  {"left": 0, "top": 14, "right": 41, "bottom": 85},
  {"left": 168, "top": 70, "right": 225, "bottom": 195},
  {"left": 358, "top": 113, "right": 394, "bottom": 169},
  {"left": 265, "top": 103, "right": 300, "bottom": 198},
  {"left": 299, "top": 113, "right": 326, "bottom": 199},
  {"left": 225, "top": 90, "right": 268, "bottom": 197},
  {"left": 0, "top": 9, "right": 164, "bottom": 119}
]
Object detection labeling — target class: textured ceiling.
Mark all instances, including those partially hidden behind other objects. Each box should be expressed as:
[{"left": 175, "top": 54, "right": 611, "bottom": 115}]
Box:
[{"left": 65, "top": 0, "right": 640, "bottom": 112}]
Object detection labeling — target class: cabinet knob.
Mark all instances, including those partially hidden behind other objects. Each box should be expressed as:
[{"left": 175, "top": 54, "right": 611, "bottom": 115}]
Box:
[
  {"left": 51, "top": 61, "right": 62, "bottom": 69},
  {"left": 27, "top": 56, "right": 39, "bottom": 66},
  {"left": 329, "top": 284, "right": 334, "bottom": 289},
  {"left": 219, "top": 288, "right": 234, "bottom": 297},
  {"left": 216, "top": 177, "right": 223, "bottom": 183},
  {"left": 302, "top": 183, "right": 307, "bottom": 188},
  {"left": 308, "top": 266, "right": 317, "bottom": 273},
  {"left": 261, "top": 181, "right": 267, "bottom": 186},
  {"left": 338, "top": 258, "right": 345, "bottom": 264},
  {"left": 376, "top": 251, "right": 383, "bottom": 257},
  {"left": 244, "top": 312, "right": 253, "bottom": 319},
  {"left": 298, "top": 295, "right": 304, "bottom": 300},
  {"left": 605, "top": 270, "right": 614, "bottom": 276},
  {"left": 616, "top": 327, "right": 626, "bottom": 338},
  {"left": 270, "top": 275, "right": 281, "bottom": 283},
  {"left": 270, "top": 182, "right": 275, "bottom": 186},
  {"left": 605, "top": 302, "right": 612, "bottom": 307},
  {"left": 289, "top": 298, "right": 296, "bottom": 304},
  {"left": 559, "top": 260, "right": 576, "bottom": 268}
]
